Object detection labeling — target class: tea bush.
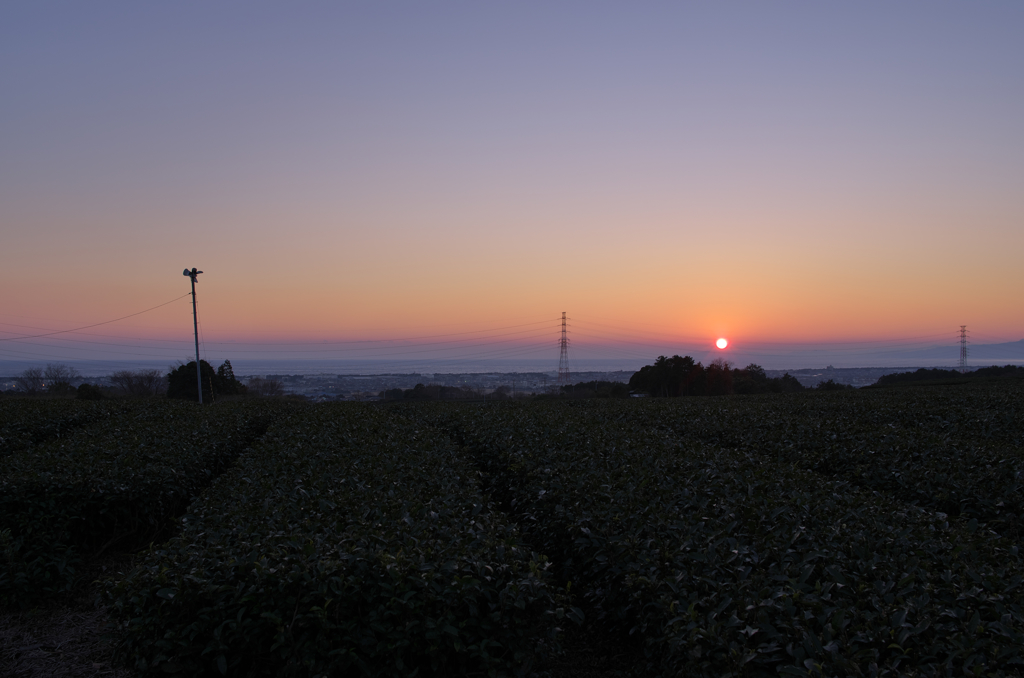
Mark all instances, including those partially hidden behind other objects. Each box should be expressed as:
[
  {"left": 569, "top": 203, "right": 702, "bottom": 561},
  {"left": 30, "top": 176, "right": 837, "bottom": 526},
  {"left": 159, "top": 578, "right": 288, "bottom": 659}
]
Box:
[
  {"left": 426, "top": 397, "right": 1024, "bottom": 676},
  {"left": 0, "top": 398, "right": 124, "bottom": 456},
  {"left": 1, "top": 400, "right": 274, "bottom": 606},
  {"left": 108, "top": 405, "right": 562, "bottom": 677}
]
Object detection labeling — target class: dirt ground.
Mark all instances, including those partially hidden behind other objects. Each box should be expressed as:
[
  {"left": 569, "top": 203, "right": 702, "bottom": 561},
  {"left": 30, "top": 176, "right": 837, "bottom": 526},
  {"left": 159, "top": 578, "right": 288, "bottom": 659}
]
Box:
[
  {"left": 0, "top": 555, "right": 134, "bottom": 678},
  {"left": 0, "top": 595, "right": 129, "bottom": 678}
]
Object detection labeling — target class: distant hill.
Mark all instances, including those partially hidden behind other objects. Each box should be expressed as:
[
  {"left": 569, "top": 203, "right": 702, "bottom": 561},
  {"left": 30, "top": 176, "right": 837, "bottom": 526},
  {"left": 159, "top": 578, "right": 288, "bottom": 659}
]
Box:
[{"left": 870, "top": 364, "right": 1024, "bottom": 387}]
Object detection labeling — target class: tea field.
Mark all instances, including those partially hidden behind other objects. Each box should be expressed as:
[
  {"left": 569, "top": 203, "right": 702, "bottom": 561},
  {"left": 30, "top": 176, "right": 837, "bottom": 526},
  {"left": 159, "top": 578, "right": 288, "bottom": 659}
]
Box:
[{"left": 2, "top": 382, "right": 1023, "bottom": 677}]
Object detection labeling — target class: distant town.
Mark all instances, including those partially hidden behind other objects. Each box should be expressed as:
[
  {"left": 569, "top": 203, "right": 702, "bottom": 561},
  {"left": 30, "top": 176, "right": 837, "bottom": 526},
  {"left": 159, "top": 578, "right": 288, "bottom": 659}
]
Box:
[{"left": 0, "top": 365, "right": 954, "bottom": 401}]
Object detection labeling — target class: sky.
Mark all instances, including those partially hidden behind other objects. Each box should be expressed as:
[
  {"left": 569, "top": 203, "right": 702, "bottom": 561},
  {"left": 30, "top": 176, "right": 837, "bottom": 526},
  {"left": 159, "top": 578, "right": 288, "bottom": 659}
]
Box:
[{"left": 2, "top": 2, "right": 1023, "bottom": 370}]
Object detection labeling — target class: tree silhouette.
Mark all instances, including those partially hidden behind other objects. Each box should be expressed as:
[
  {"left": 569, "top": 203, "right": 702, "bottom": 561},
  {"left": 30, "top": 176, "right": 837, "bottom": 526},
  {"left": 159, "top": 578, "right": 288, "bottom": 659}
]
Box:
[{"left": 14, "top": 367, "right": 44, "bottom": 394}]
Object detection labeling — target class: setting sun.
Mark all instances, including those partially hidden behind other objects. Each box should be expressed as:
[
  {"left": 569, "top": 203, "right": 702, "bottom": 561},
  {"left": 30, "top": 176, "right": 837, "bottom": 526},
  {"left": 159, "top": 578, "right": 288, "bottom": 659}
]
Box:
[{"left": 716, "top": 338, "right": 729, "bottom": 349}]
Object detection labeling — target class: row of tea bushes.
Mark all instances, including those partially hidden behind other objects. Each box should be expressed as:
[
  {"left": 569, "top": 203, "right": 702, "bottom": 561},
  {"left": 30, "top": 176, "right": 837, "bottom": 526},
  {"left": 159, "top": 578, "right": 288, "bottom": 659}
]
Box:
[
  {"left": 636, "top": 386, "right": 1024, "bottom": 540},
  {"left": 429, "top": 401, "right": 1024, "bottom": 677},
  {"left": 108, "top": 405, "right": 562, "bottom": 677},
  {"left": 748, "top": 393, "right": 1024, "bottom": 540},
  {"left": 1, "top": 400, "right": 275, "bottom": 606},
  {"left": 674, "top": 383, "right": 1024, "bottom": 450},
  {"left": 0, "top": 398, "right": 127, "bottom": 456}
]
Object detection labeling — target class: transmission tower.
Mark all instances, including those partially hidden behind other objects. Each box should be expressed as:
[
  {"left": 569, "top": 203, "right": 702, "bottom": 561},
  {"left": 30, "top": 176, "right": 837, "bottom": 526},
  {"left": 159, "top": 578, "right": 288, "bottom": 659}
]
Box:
[
  {"left": 557, "top": 312, "right": 571, "bottom": 388},
  {"left": 959, "top": 325, "right": 969, "bottom": 373}
]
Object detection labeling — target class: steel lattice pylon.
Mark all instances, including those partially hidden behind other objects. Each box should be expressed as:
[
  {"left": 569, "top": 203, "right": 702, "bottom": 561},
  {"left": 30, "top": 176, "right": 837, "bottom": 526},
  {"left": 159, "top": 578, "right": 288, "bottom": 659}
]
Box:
[
  {"left": 959, "top": 325, "right": 969, "bottom": 373},
  {"left": 557, "top": 311, "right": 570, "bottom": 388}
]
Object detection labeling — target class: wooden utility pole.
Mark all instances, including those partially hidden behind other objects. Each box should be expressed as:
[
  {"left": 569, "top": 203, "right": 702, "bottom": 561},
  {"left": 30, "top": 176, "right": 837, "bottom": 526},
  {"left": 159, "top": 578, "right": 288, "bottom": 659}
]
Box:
[{"left": 183, "top": 267, "right": 204, "bottom": 403}]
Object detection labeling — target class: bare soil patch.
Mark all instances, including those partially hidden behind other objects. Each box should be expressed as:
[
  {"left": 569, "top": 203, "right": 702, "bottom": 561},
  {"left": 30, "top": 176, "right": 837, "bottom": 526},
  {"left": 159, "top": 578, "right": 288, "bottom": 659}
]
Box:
[{"left": 0, "top": 558, "right": 133, "bottom": 678}]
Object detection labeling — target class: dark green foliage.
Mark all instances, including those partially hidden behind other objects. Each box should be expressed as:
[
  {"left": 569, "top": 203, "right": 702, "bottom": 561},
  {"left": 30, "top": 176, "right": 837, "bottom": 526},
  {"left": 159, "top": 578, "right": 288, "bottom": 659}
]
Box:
[
  {"left": 216, "top": 360, "right": 246, "bottom": 395},
  {"left": 421, "top": 390, "right": 1024, "bottom": 676},
  {"left": 704, "top": 358, "right": 733, "bottom": 395},
  {"left": 874, "top": 364, "right": 1024, "bottom": 387},
  {"left": 815, "top": 378, "right": 855, "bottom": 390},
  {"left": 776, "top": 372, "right": 806, "bottom": 392},
  {"left": 874, "top": 367, "right": 967, "bottom": 386},
  {"left": 0, "top": 400, "right": 273, "bottom": 606},
  {"left": 12, "top": 384, "right": 1024, "bottom": 675},
  {"left": 973, "top": 364, "right": 1024, "bottom": 379},
  {"left": 108, "top": 405, "right": 561, "bottom": 677},
  {"left": 703, "top": 385, "right": 1024, "bottom": 540},
  {"left": 629, "top": 355, "right": 707, "bottom": 396},
  {"left": 167, "top": 359, "right": 247, "bottom": 402},
  {"left": 76, "top": 383, "right": 105, "bottom": 400},
  {"left": 630, "top": 358, "right": 805, "bottom": 397},
  {"left": 733, "top": 364, "right": 806, "bottom": 394},
  {"left": 0, "top": 399, "right": 113, "bottom": 456},
  {"left": 166, "top": 360, "right": 216, "bottom": 401},
  {"left": 732, "top": 362, "right": 769, "bottom": 394}
]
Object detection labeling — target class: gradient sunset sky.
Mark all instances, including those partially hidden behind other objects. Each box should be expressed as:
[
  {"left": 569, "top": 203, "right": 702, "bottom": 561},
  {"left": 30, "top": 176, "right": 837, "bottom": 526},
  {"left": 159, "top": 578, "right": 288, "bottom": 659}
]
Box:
[{"left": 2, "top": 3, "right": 1023, "bottom": 367}]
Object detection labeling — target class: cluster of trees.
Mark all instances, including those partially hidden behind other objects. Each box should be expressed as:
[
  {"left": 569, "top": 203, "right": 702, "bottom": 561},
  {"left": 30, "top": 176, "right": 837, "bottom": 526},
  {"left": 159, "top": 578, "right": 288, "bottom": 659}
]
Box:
[
  {"left": 13, "top": 363, "right": 81, "bottom": 395},
  {"left": 732, "top": 364, "right": 808, "bottom": 394},
  {"left": 6, "top": 359, "right": 286, "bottom": 402},
  {"left": 110, "top": 369, "right": 166, "bottom": 397},
  {"left": 873, "top": 364, "right": 1024, "bottom": 387},
  {"left": 629, "top": 356, "right": 806, "bottom": 397},
  {"left": 167, "top": 360, "right": 247, "bottom": 402},
  {"left": 629, "top": 355, "right": 731, "bottom": 396},
  {"left": 814, "top": 378, "right": 856, "bottom": 391},
  {"left": 8, "top": 364, "right": 171, "bottom": 400}
]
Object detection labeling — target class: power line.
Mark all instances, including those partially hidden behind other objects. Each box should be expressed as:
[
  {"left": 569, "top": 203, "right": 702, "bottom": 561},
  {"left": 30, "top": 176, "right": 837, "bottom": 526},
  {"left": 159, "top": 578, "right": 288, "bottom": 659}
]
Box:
[
  {"left": 0, "top": 332, "right": 193, "bottom": 352},
  {"left": 199, "top": 318, "right": 562, "bottom": 347},
  {"left": 199, "top": 325, "right": 560, "bottom": 352},
  {"left": 0, "top": 294, "right": 191, "bottom": 342},
  {"left": 0, "top": 342, "right": 195, "bottom": 361},
  {"left": 158, "top": 326, "right": 560, "bottom": 357},
  {"left": 3, "top": 299, "right": 1018, "bottom": 372},
  {"left": 0, "top": 318, "right": 561, "bottom": 362},
  {"left": 0, "top": 319, "right": 560, "bottom": 352},
  {"left": 0, "top": 321, "right": 187, "bottom": 340}
]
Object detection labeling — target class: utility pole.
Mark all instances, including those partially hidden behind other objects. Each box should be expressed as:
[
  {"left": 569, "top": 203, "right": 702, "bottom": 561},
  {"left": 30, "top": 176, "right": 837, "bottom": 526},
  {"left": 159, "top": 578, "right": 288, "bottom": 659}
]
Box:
[
  {"left": 183, "top": 268, "right": 204, "bottom": 403},
  {"left": 959, "top": 325, "right": 969, "bottom": 373},
  {"left": 557, "top": 312, "right": 570, "bottom": 390}
]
